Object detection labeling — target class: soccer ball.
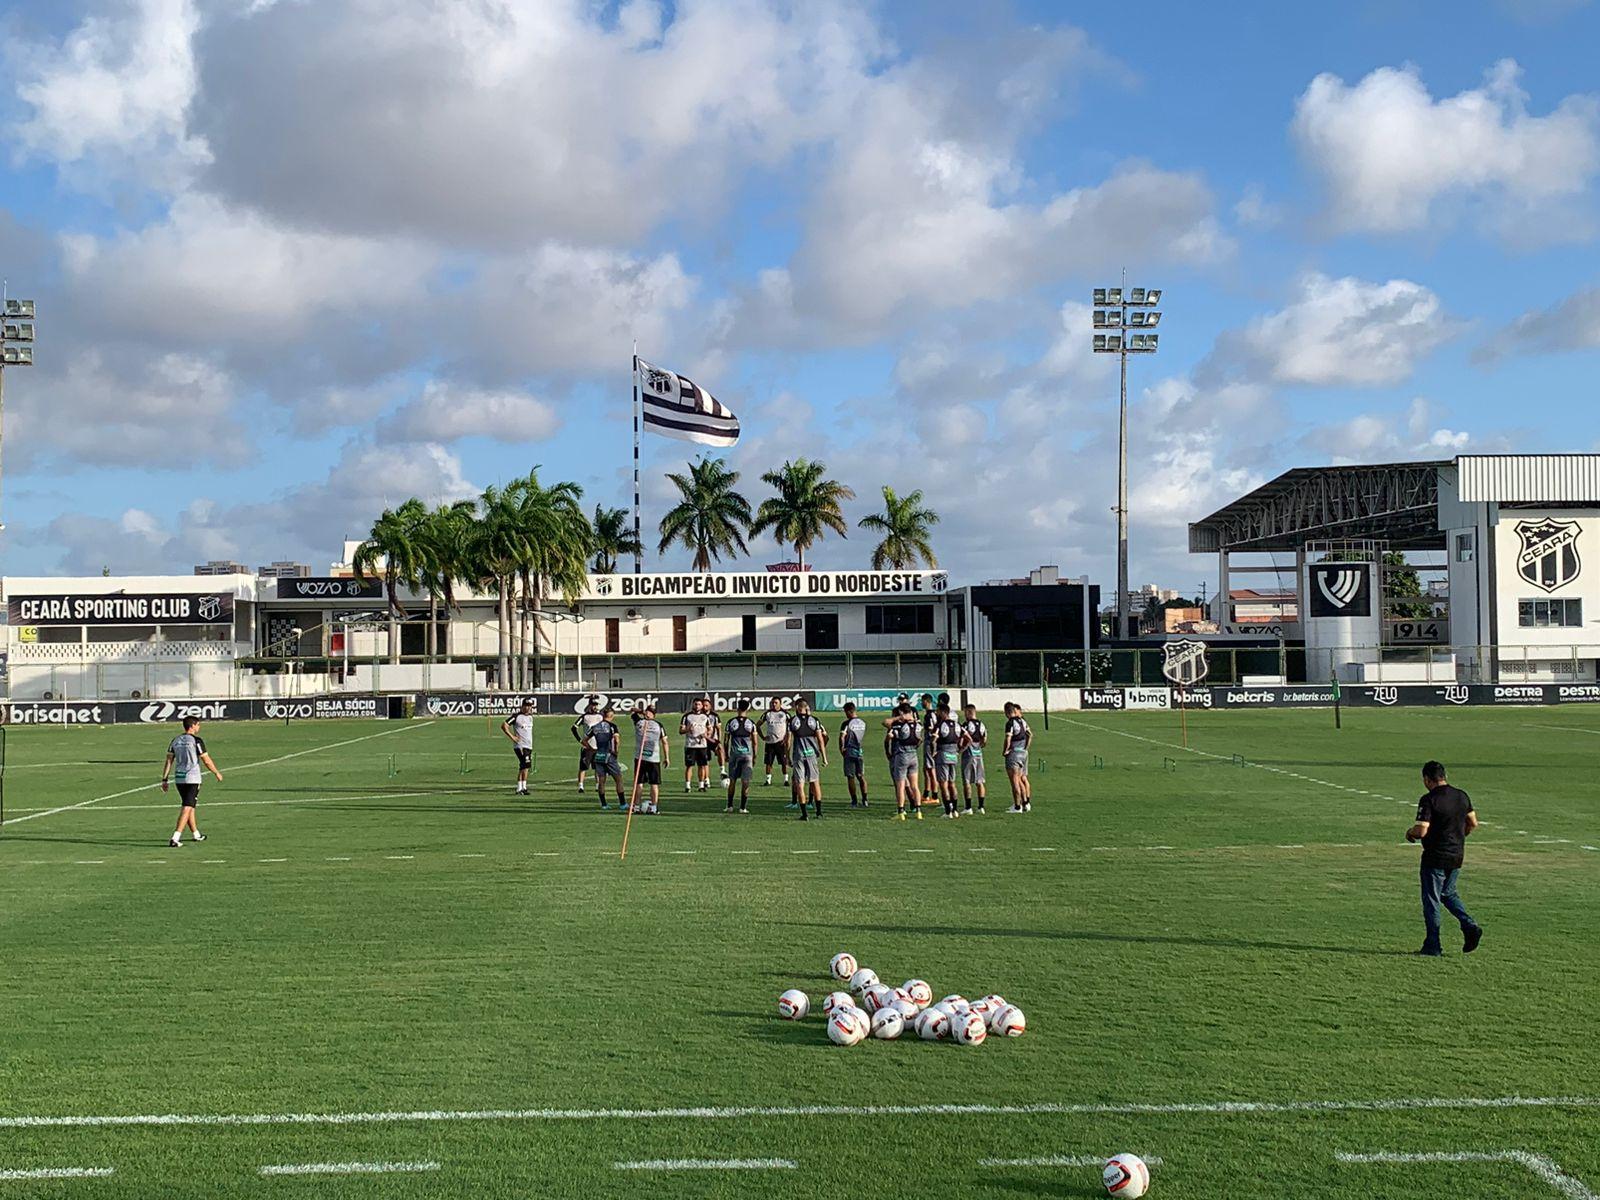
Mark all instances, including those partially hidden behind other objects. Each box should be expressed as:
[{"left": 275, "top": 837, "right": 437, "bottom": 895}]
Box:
[
  {"left": 870, "top": 1008, "right": 905, "bottom": 1040},
  {"left": 890, "top": 998, "right": 919, "bottom": 1022},
  {"left": 938, "top": 994, "right": 968, "bottom": 1012},
  {"left": 968, "top": 997, "right": 997, "bottom": 1020},
  {"left": 915, "top": 1008, "right": 949, "bottom": 1040},
  {"left": 981, "top": 993, "right": 1007, "bottom": 1009},
  {"left": 891, "top": 985, "right": 913, "bottom": 1007},
  {"left": 952, "top": 1011, "right": 988, "bottom": 1045},
  {"left": 830, "top": 952, "right": 858, "bottom": 981},
  {"left": 849, "top": 966, "right": 879, "bottom": 993},
  {"left": 1103, "top": 1154, "right": 1150, "bottom": 1198},
  {"left": 902, "top": 979, "right": 933, "bottom": 1009},
  {"left": 827, "top": 1008, "right": 867, "bottom": 1046},
  {"left": 778, "top": 989, "right": 809, "bottom": 1020},
  {"left": 822, "top": 990, "right": 854, "bottom": 1015},
  {"left": 861, "top": 985, "right": 895, "bottom": 1014},
  {"left": 988, "top": 1004, "right": 1026, "bottom": 1037}
]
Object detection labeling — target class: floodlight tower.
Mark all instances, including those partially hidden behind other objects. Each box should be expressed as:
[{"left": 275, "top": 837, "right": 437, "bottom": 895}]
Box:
[
  {"left": 0, "top": 295, "right": 38, "bottom": 534},
  {"left": 1091, "top": 277, "right": 1162, "bottom": 639}
]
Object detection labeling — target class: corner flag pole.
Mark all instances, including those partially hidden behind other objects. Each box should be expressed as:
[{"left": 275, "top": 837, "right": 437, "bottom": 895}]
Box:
[
  {"left": 631, "top": 347, "right": 642, "bottom": 575},
  {"left": 1332, "top": 671, "right": 1342, "bottom": 730},
  {"left": 1179, "top": 685, "right": 1188, "bottom": 749}
]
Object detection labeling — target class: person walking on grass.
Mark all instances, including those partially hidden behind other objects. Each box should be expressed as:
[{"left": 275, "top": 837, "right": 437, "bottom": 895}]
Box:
[
  {"left": 571, "top": 697, "right": 603, "bottom": 793},
  {"left": 502, "top": 700, "right": 535, "bottom": 795},
  {"left": 839, "top": 701, "right": 869, "bottom": 807},
  {"left": 959, "top": 702, "right": 988, "bottom": 814},
  {"left": 162, "top": 715, "right": 221, "bottom": 847},
  {"left": 884, "top": 702, "right": 923, "bottom": 821},
  {"left": 1407, "top": 760, "right": 1484, "bottom": 957},
  {"left": 630, "top": 704, "right": 669, "bottom": 815},
  {"left": 1002, "top": 702, "right": 1032, "bottom": 812},
  {"left": 786, "top": 697, "right": 828, "bottom": 821},
  {"left": 724, "top": 699, "right": 758, "bottom": 814},
  {"left": 585, "top": 705, "right": 625, "bottom": 810}
]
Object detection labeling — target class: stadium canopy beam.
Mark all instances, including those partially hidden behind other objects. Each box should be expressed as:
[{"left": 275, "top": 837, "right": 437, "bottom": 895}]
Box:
[{"left": 1188, "top": 461, "right": 1449, "bottom": 554}]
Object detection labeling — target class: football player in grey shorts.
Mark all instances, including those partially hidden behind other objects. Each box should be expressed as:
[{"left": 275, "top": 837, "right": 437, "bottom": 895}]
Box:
[
  {"left": 883, "top": 702, "right": 923, "bottom": 820},
  {"left": 722, "top": 699, "right": 757, "bottom": 813},
  {"left": 959, "top": 703, "right": 988, "bottom": 814},
  {"left": 1002, "top": 702, "right": 1033, "bottom": 812}
]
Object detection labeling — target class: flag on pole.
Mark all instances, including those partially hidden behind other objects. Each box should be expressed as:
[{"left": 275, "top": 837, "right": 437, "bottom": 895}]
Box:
[{"left": 637, "top": 358, "right": 740, "bottom": 448}]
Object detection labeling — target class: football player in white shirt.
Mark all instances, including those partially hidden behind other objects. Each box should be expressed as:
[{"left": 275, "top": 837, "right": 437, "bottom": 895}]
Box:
[{"left": 501, "top": 700, "right": 535, "bottom": 795}]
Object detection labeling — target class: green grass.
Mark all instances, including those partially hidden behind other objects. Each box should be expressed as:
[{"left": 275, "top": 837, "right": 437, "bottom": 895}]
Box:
[{"left": 1, "top": 705, "right": 1597, "bottom": 1198}]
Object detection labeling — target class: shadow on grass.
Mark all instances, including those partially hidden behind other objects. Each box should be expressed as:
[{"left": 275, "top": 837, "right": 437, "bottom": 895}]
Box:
[
  {"left": 987, "top": 1174, "right": 1096, "bottom": 1199},
  {"left": 777, "top": 919, "right": 1411, "bottom": 958},
  {"left": 0, "top": 832, "right": 162, "bottom": 848}
]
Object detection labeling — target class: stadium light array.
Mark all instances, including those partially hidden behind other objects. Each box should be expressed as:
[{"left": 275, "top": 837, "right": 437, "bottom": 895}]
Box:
[
  {"left": 0, "top": 295, "right": 36, "bottom": 533},
  {"left": 1092, "top": 278, "right": 1163, "bottom": 639}
]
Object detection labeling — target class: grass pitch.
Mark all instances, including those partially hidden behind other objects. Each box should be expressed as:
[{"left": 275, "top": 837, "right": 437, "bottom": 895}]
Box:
[{"left": 0, "top": 705, "right": 1597, "bottom": 1198}]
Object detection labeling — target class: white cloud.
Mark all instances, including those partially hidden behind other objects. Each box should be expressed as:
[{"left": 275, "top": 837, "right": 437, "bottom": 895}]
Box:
[
  {"left": 454, "top": 243, "right": 695, "bottom": 379},
  {"left": 9, "top": 349, "right": 249, "bottom": 470},
  {"left": 1293, "top": 60, "right": 1600, "bottom": 238},
  {"left": 178, "top": 0, "right": 884, "bottom": 247},
  {"left": 1203, "top": 273, "right": 1455, "bottom": 388},
  {"left": 22, "top": 440, "right": 478, "bottom": 575},
  {"left": 1300, "top": 398, "right": 1474, "bottom": 464},
  {"left": 377, "top": 382, "right": 560, "bottom": 445},
  {"left": 59, "top": 194, "right": 429, "bottom": 346},
  {"left": 1476, "top": 284, "right": 1600, "bottom": 361},
  {"left": 11, "top": 0, "right": 206, "bottom": 182}
]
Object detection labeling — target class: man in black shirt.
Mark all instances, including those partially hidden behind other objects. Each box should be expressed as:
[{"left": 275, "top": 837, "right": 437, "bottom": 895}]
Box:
[{"left": 1406, "top": 760, "right": 1483, "bottom": 956}]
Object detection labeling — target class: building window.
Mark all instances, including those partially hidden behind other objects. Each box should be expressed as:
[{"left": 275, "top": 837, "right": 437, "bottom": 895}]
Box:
[
  {"left": 1454, "top": 532, "right": 1474, "bottom": 563},
  {"left": 1518, "top": 598, "right": 1582, "bottom": 628},
  {"left": 865, "top": 604, "right": 934, "bottom": 634}
]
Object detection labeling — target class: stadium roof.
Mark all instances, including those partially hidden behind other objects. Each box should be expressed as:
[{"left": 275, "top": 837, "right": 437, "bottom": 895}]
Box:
[{"left": 1188, "top": 460, "right": 1448, "bottom": 554}]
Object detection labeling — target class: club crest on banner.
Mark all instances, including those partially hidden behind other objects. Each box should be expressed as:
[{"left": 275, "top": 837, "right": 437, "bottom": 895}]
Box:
[
  {"left": 1515, "top": 518, "right": 1581, "bottom": 594},
  {"left": 1161, "top": 639, "right": 1209, "bottom": 686}
]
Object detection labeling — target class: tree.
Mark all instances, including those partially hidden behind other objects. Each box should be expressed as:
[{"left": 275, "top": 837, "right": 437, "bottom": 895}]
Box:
[
  {"left": 509, "top": 469, "right": 591, "bottom": 690},
  {"left": 1384, "top": 550, "right": 1431, "bottom": 619},
  {"left": 417, "top": 500, "right": 477, "bottom": 663},
  {"left": 467, "top": 483, "right": 531, "bottom": 689},
  {"left": 857, "top": 486, "right": 939, "bottom": 570},
  {"left": 590, "top": 504, "right": 643, "bottom": 574},
  {"left": 658, "top": 457, "right": 753, "bottom": 571},
  {"left": 352, "top": 498, "right": 429, "bottom": 664},
  {"left": 751, "top": 458, "right": 855, "bottom": 569}
]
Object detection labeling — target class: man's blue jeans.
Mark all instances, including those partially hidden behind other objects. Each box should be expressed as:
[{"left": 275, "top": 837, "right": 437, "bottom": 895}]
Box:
[{"left": 1420, "top": 865, "right": 1478, "bottom": 953}]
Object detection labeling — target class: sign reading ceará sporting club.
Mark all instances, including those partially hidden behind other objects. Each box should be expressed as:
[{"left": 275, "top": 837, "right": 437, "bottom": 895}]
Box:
[
  {"left": 582, "top": 570, "right": 947, "bottom": 601},
  {"left": 7, "top": 592, "right": 235, "bottom": 626}
]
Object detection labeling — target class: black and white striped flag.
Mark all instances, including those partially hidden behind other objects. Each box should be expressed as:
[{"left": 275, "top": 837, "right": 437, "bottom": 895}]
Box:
[{"left": 637, "top": 358, "right": 740, "bottom": 448}]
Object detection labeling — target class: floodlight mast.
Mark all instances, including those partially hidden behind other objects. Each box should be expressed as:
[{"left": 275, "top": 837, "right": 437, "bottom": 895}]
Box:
[
  {"left": 1091, "top": 275, "right": 1161, "bottom": 638},
  {"left": 0, "top": 292, "right": 38, "bottom": 534}
]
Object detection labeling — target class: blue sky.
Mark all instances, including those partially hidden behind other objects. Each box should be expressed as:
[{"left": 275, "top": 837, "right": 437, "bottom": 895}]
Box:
[{"left": 2, "top": 0, "right": 1600, "bottom": 594}]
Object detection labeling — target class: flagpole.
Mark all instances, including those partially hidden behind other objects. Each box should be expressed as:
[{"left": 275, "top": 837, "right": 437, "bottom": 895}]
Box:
[{"left": 632, "top": 346, "right": 642, "bottom": 575}]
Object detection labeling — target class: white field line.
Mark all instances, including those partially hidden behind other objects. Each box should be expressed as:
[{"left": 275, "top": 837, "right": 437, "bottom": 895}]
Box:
[
  {"left": 5, "top": 722, "right": 435, "bottom": 826},
  {"left": 0, "top": 1167, "right": 114, "bottom": 1180},
  {"left": 1528, "top": 723, "right": 1600, "bottom": 737},
  {"left": 614, "top": 1159, "right": 796, "bottom": 1172},
  {"left": 18, "top": 791, "right": 453, "bottom": 815},
  {"left": 980, "top": 1154, "right": 1163, "bottom": 1168},
  {"left": 1337, "top": 1151, "right": 1598, "bottom": 1200},
  {"left": 259, "top": 1160, "right": 439, "bottom": 1178},
  {"left": 2, "top": 1093, "right": 1597, "bottom": 1130}
]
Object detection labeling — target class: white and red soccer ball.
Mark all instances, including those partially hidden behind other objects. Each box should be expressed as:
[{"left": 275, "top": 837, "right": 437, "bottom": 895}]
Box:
[
  {"left": 951, "top": 1011, "right": 988, "bottom": 1045},
  {"left": 778, "top": 989, "right": 809, "bottom": 1020},
  {"left": 861, "top": 985, "right": 896, "bottom": 1015},
  {"left": 987, "top": 1004, "right": 1026, "bottom": 1037},
  {"left": 1103, "top": 1154, "right": 1150, "bottom": 1198},
  {"left": 827, "top": 1007, "right": 868, "bottom": 1046},
  {"left": 849, "top": 966, "right": 880, "bottom": 993},
  {"left": 869, "top": 1008, "right": 905, "bottom": 1040},
  {"left": 902, "top": 979, "right": 933, "bottom": 1009},
  {"left": 829, "top": 952, "right": 857, "bottom": 981}
]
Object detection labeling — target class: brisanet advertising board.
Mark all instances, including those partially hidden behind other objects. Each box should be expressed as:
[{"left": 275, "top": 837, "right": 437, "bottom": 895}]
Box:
[{"left": 0, "top": 696, "right": 390, "bottom": 724}]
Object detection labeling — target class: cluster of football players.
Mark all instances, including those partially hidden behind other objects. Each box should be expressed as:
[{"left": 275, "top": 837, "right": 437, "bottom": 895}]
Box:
[{"left": 536, "top": 692, "right": 1035, "bottom": 821}]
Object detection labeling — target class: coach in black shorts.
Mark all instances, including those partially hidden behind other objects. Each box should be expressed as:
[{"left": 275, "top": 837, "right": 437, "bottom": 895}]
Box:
[{"left": 162, "top": 715, "right": 223, "bottom": 847}]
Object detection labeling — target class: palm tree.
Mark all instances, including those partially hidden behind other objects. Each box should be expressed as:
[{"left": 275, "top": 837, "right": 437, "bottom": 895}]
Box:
[
  {"left": 658, "top": 457, "right": 753, "bottom": 571},
  {"left": 468, "top": 483, "right": 530, "bottom": 689},
  {"left": 591, "top": 504, "right": 643, "bottom": 573},
  {"left": 417, "top": 500, "right": 477, "bottom": 663},
  {"left": 352, "top": 498, "right": 428, "bottom": 664},
  {"left": 751, "top": 458, "right": 855, "bottom": 569},
  {"left": 509, "top": 469, "right": 591, "bottom": 690},
  {"left": 857, "top": 486, "right": 940, "bottom": 570}
]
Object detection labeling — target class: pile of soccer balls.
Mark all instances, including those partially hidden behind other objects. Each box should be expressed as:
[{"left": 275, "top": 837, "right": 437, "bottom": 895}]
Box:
[{"left": 777, "top": 951, "right": 1027, "bottom": 1047}]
